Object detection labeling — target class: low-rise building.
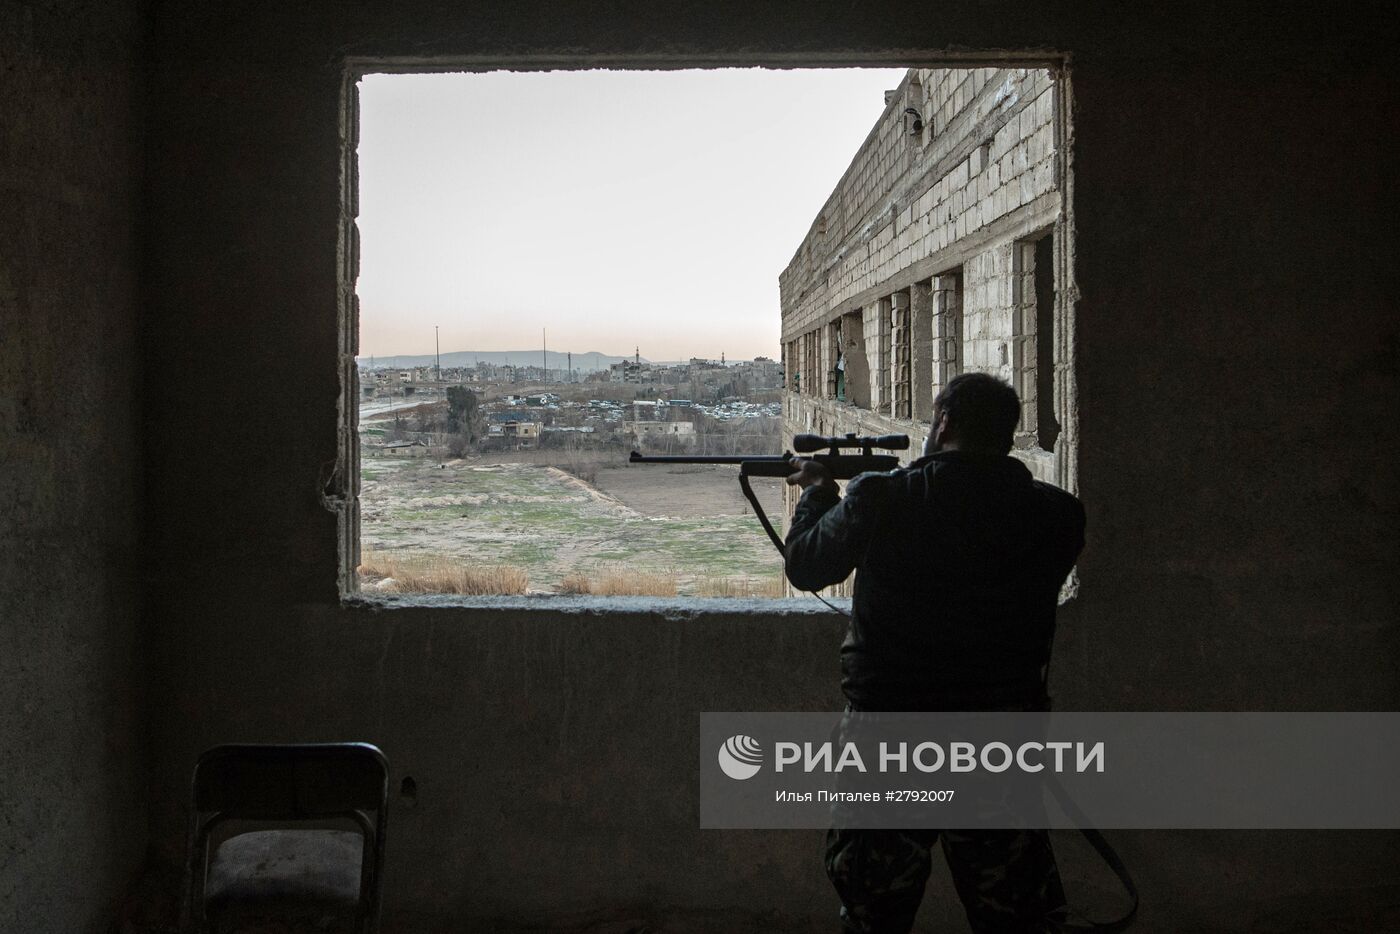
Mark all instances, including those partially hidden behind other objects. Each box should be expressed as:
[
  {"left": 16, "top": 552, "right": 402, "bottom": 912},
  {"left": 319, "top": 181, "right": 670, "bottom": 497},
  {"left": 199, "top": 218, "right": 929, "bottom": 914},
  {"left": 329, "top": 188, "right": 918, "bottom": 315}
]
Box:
[{"left": 630, "top": 420, "right": 695, "bottom": 438}]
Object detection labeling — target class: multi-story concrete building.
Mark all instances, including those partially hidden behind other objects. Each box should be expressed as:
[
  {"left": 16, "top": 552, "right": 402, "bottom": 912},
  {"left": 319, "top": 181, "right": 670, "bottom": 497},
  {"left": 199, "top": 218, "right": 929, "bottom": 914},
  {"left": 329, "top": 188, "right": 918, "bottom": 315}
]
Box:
[{"left": 782, "top": 67, "right": 1068, "bottom": 495}]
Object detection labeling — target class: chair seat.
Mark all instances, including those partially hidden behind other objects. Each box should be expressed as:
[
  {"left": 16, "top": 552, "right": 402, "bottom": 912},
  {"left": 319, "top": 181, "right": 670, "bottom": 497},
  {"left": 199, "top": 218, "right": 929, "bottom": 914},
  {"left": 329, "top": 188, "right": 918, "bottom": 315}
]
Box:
[{"left": 204, "top": 829, "right": 364, "bottom": 931}]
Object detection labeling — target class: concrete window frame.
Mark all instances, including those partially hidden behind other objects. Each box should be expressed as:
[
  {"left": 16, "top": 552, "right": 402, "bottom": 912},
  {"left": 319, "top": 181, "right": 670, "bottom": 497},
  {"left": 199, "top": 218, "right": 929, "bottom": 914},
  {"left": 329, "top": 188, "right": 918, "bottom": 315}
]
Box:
[{"left": 334, "top": 55, "right": 1076, "bottom": 607}]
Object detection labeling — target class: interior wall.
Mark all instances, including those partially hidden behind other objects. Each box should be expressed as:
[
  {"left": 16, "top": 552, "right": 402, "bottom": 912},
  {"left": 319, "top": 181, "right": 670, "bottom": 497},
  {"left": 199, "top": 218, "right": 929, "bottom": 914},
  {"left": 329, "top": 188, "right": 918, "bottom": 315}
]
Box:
[
  {"left": 0, "top": 1, "right": 147, "bottom": 930},
  {"left": 138, "top": 2, "right": 1399, "bottom": 931}
]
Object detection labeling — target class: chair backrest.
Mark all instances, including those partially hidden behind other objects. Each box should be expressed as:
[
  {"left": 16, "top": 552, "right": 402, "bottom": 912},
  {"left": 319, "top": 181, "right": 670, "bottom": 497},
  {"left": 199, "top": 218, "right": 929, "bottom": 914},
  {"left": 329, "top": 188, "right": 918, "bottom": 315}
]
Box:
[
  {"left": 193, "top": 743, "right": 388, "bottom": 821},
  {"left": 184, "top": 743, "right": 389, "bottom": 934}
]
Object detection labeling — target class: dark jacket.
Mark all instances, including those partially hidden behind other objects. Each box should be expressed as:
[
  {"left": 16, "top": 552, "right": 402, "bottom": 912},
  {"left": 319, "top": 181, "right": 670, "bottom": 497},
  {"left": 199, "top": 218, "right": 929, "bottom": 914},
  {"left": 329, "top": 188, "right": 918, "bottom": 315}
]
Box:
[{"left": 785, "top": 449, "right": 1085, "bottom": 710}]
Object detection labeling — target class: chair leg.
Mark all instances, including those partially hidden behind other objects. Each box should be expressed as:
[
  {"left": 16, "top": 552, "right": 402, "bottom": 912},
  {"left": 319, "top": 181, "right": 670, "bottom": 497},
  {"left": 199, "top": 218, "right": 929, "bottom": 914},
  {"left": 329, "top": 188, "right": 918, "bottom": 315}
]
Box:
[
  {"left": 180, "top": 822, "right": 211, "bottom": 934},
  {"left": 358, "top": 829, "right": 376, "bottom": 934}
]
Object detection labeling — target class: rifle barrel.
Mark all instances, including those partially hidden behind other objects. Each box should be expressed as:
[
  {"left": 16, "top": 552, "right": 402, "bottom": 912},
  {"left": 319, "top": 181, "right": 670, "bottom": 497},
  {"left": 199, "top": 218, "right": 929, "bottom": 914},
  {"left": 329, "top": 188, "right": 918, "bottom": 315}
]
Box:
[
  {"left": 628, "top": 450, "right": 901, "bottom": 480},
  {"left": 628, "top": 453, "right": 789, "bottom": 465}
]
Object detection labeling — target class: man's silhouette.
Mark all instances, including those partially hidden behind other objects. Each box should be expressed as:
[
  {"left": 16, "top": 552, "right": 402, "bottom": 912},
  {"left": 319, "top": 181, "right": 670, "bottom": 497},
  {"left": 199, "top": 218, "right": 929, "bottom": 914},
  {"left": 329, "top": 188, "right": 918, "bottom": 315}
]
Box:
[{"left": 785, "top": 372, "right": 1084, "bottom": 934}]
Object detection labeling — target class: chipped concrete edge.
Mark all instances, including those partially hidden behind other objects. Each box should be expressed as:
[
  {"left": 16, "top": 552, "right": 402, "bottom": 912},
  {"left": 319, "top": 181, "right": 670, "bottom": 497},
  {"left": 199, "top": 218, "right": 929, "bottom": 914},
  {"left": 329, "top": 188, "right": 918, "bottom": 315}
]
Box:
[{"left": 343, "top": 593, "right": 852, "bottom": 619}]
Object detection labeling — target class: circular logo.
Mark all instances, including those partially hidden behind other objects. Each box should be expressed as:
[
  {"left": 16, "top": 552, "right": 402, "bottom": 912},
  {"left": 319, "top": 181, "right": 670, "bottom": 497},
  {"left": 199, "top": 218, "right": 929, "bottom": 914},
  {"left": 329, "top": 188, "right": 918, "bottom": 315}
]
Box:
[{"left": 718, "top": 734, "right": 763, "bottom": 780}]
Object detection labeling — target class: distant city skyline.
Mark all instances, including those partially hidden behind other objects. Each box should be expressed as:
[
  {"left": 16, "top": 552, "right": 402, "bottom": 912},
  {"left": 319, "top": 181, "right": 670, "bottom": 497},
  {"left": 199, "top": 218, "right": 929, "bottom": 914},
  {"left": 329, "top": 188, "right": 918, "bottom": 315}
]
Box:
[
  {"left": 355, "top": 347, "right": 771, "bottom": 368},
  {"left": 356, "top": 67, "right": 908, "bottom": 360},
  {"left": 357, "top": 349, "right": 642, "bottom": 372}
]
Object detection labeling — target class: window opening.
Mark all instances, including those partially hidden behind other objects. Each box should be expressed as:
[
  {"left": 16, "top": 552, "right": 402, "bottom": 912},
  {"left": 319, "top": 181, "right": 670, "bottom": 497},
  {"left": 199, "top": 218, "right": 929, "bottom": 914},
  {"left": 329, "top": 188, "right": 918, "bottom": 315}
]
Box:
[
  {"left": 933, "top": 270, "right": 964, "bottom": 399},
  {"left": 891, "top": 291, "right": 912, "bottom": 420},
  {"left": 877, "top": 297, "right": 893, "bottom": 415},
  {"left": 1034, "top": 233, "right": 1060, "bottom": 451},
  {"left": 343, "top": 64, "right": 1074, "bottom": 601}
]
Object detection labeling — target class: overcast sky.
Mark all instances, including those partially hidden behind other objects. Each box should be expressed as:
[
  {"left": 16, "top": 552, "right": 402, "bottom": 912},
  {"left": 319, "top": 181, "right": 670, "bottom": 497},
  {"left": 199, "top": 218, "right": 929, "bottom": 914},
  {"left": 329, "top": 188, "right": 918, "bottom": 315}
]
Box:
[{"left": 356, "top": 68, "right": 908, "bottom": 361}]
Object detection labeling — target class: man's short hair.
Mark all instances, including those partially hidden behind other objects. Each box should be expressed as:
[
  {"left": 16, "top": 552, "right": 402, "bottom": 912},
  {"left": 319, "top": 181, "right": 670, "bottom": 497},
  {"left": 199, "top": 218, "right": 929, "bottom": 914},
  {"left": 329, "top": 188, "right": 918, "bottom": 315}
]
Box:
[{"left": 933, "top": 373, "right": 1021, "bottom": 453}]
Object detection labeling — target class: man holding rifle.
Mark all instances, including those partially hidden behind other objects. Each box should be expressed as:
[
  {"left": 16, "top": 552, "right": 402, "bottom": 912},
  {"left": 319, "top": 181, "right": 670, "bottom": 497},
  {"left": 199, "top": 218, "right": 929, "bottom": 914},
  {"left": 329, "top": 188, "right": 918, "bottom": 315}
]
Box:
[{"left": 785, "top": 372, "right": 1085, "bottom": 934}]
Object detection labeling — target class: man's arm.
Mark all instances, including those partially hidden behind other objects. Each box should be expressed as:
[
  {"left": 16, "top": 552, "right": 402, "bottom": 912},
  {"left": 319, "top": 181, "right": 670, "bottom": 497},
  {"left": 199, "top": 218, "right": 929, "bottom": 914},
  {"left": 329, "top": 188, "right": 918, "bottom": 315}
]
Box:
[{"left": 783, "top": 469, "right": 885, "bottom": 592}]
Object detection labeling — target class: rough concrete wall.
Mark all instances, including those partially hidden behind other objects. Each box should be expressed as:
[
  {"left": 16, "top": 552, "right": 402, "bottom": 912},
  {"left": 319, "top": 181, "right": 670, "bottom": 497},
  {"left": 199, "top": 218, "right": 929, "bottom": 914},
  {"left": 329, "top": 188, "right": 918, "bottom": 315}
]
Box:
[
  {"left": 157, "top": 599, "right": 862, "bottom": 931},
  {"left": 139, "top": 2, "right": 1399, "bottom": 931},
  {"left": 0, "top": 1, "right": 147, "bottom": 930},
  {"left": 1062, "top": 55, "right": 1400, "bottom": 707}
]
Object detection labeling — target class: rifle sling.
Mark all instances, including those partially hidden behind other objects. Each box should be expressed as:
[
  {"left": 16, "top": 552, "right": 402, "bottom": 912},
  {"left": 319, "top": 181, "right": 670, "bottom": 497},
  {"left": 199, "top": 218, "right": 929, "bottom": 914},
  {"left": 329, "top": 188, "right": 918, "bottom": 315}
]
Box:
[{"left": 739, "top": 468, "right": 786, "bottom": 557}]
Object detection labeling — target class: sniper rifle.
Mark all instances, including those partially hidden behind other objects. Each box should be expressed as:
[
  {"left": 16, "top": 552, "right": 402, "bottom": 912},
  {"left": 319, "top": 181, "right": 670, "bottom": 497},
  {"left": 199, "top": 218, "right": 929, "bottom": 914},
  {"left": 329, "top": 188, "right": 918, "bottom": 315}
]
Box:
[{"left": 628, "top": 432, "right": 909, "bottom": 555}]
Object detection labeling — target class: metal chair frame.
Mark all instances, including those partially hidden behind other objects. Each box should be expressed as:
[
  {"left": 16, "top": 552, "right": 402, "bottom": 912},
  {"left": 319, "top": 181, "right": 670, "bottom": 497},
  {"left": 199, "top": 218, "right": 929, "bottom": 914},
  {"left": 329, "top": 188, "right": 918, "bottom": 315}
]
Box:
[{"left": 181, "top": 742, "right": 389, "bottom": 934}]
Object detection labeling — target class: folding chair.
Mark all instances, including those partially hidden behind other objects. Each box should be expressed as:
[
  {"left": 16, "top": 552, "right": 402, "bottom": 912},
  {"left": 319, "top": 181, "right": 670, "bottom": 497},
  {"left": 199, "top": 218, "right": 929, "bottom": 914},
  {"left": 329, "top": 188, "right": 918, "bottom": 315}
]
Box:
[{"left": 182, "top": 743, "right": 389, "bottom": 934}]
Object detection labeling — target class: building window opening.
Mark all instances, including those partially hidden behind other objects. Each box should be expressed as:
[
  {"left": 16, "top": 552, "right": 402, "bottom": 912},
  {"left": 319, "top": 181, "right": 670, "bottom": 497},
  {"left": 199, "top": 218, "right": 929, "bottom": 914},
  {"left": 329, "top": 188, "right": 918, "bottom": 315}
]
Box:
[
  {"left": 840, "top": 310, "right": 869, "bottom": 409},
  {"left": 933, "top": 269, "right": 964, "bottom": 399},
  {"left": 1033, "top": 233, "right": 1060, "bottom": 451},
  {"left": 891, "top": 290, "right": 912, "bottom": 420},
  {"left": 877, "top": 297, "right": 893, "bottom": 415},
  {"left": 830, "top": 319, "right": 846, "bottom": 402}
]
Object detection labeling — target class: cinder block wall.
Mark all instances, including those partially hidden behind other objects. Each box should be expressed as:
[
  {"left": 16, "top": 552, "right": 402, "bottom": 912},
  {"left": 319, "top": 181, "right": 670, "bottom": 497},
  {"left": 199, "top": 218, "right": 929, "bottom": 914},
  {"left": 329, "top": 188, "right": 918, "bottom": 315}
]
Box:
[
  {"left": 780, "top": 66, "right": 1064, "bottom": 488},
  {"left": 130, "top": 2, "right": 1400, "bottom": 932},
  {"left": 781, "top": 67, "right": 1057, "bottom": 340},
  {"left": 0, "top": 1, "right": 147, "bottom": 930}
]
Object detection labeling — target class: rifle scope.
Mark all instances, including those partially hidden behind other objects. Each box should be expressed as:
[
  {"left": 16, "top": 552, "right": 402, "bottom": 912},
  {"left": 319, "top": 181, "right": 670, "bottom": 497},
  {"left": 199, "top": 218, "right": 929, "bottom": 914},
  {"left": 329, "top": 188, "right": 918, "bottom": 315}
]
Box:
[{"left": 792, "top": 433, "right": 910, "bottom": 456}]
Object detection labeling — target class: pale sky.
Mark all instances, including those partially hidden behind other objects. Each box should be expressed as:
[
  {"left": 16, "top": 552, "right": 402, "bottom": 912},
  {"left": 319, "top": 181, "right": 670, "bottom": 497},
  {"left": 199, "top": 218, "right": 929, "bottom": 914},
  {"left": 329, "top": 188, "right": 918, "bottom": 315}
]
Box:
[{"left": 356, "top": 67, "right": 908, "bottom": 361}]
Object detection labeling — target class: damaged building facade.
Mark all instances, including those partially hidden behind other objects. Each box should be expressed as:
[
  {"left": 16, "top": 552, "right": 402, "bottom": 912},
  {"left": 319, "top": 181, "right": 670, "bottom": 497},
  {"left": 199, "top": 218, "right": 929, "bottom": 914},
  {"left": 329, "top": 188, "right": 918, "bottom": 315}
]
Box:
[{"left": 782, "top": 67, "right": 1069, "bottom": 493}]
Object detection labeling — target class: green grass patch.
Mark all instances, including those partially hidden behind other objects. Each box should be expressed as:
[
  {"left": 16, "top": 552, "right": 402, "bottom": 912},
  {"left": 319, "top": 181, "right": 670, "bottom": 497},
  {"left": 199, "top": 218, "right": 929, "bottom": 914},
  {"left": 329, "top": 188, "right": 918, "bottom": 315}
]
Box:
[{"left": 360, "top": 458, "right": 782, "bottom": 590}]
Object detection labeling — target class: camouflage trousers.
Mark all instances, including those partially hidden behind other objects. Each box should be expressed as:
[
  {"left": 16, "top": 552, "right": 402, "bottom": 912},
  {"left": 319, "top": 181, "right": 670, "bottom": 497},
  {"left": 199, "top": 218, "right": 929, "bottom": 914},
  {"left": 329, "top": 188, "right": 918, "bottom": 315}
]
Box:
[{"left": 825, "top": 827, "right": 1067, "bottom": 934}]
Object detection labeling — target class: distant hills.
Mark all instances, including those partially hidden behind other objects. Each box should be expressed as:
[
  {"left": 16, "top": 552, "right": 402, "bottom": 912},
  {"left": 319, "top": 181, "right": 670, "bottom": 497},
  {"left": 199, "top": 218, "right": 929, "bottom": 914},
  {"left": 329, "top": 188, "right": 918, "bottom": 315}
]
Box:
[{"left": 357, "top": 350, "right": 646, "bottom": 373}]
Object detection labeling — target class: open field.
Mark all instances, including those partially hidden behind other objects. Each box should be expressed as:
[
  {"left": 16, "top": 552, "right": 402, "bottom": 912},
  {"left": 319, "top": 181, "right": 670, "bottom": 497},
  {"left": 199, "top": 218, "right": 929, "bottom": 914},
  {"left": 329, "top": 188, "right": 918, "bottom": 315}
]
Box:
[
  {"left": 358, "top": 454, "right": 788, "bottom": 596},
  {"left": 591, "top": 462, "right": 784, "bottom": 518}
]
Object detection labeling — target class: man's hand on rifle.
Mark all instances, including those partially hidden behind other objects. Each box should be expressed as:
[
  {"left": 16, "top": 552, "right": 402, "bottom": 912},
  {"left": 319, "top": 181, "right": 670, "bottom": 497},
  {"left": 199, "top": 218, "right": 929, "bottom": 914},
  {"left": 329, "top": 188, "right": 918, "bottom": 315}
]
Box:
[{"left": 786, "top": 457, "right": 838, "bottom": 495}]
